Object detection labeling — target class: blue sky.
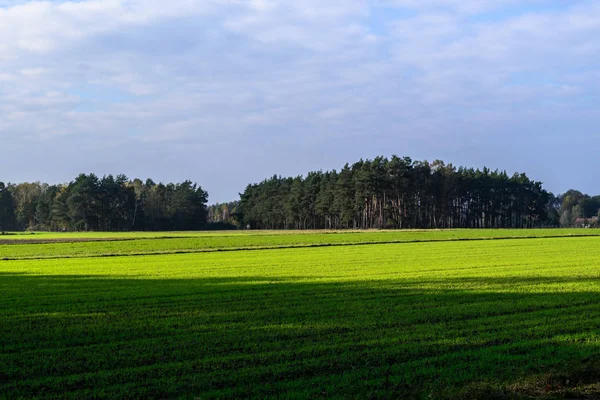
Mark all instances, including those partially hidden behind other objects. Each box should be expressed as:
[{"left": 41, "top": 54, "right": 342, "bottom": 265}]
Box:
[{"left": 0, "top": 0, "right": 598, "bottom": 202}]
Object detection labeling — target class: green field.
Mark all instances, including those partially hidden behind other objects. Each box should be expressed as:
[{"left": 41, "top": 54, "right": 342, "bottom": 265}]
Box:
[
  {"left": 2, "top": 230, "right": 600, "bottom": 399},
  {"left": 2, "top": 229, "right": 599, "bottom": 260}
]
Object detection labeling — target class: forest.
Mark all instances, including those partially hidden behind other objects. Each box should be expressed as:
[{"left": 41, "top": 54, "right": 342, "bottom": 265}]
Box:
[
  {"left": 0, "top": 174, "right": 208, "bottom": 232},
  {"left": 238, "top": 156, "right": 600, "bottom": 230},
  {"left": 1, "top": 156, "right": 599, "bottom": 232}
]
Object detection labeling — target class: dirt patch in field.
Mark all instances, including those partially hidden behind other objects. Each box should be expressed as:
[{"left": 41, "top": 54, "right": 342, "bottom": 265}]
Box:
[{"left": 454, "top": 357, "right": 600, "bottom": 399}]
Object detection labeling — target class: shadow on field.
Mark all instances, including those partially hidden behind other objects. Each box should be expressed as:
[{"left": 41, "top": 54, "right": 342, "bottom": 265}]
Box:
[{"left": 1, "top": 273, "right": 600, "bottom": 399}]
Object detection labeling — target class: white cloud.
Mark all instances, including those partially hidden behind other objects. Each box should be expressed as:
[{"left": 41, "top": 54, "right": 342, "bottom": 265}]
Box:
[{"left": 0, "top": 0, "right": 222, "bottom": 57}]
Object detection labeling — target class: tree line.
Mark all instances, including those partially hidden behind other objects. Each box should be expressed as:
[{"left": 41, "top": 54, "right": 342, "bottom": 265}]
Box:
[
  {"left": 206, "top": 202, "right": 241, "bottom": 230},
  {"left": 2, "top": 156, "right": 599, "bottom": 232},
  {"left": 238, "top": 156, "right": 589, "bottom": 230},
  {"left": 0, "top": 174, "right": 208, "bottom": 232},
  {"left": 553, "top": 190, "right": 600, "bottom": 228}
]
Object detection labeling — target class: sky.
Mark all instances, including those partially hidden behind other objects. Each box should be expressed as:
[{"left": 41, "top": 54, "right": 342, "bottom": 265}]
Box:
[{"left": 0, "top": 0, "right": 598, "bottom": 202}]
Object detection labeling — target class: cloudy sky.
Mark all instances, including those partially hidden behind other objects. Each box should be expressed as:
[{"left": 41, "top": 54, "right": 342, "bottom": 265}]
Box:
[{"left": 0, "top": 0, "right": 598, "bottom": 202}]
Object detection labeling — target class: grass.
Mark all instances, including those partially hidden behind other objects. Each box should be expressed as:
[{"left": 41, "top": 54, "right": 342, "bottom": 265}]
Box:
[
  {"left": 1, "top": 231, "right": 600, "bottom": 398},
  {"left": 1, "top": 228, "right": 599, "bottom": 260}
]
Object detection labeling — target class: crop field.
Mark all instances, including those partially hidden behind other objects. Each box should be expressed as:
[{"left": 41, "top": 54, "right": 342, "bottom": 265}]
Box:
[
  {"left": 1, "top": 229, "right": 599, "bottom": 260},
  {"left": 2, "top": 230, "right": 600, "bottom": 399}
]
